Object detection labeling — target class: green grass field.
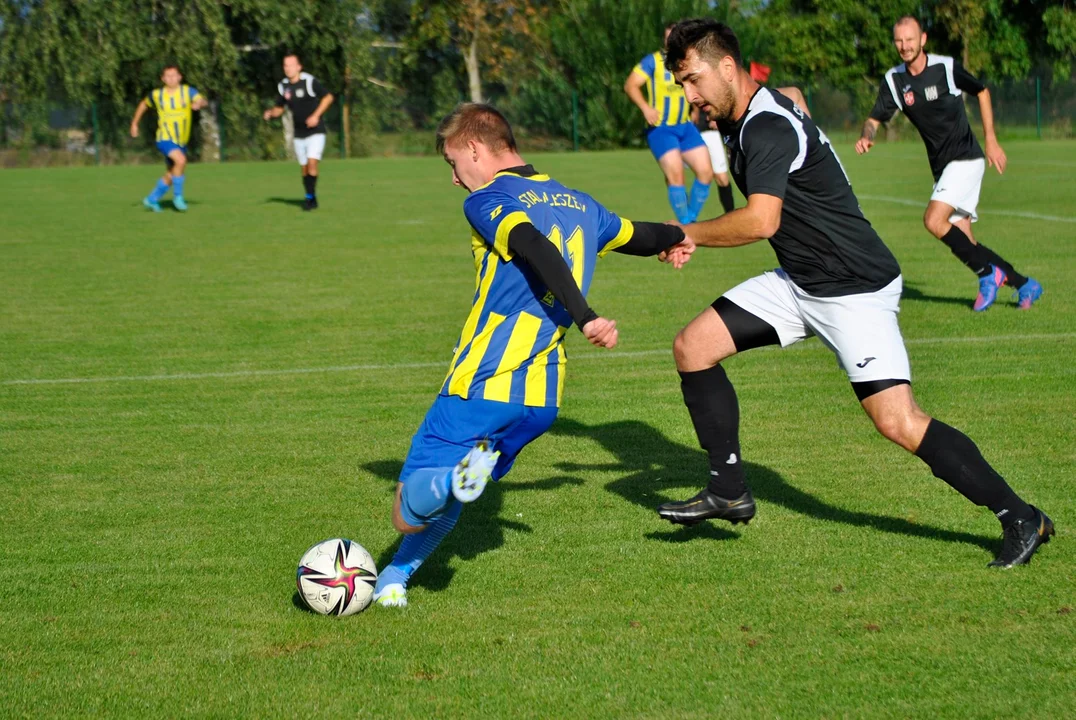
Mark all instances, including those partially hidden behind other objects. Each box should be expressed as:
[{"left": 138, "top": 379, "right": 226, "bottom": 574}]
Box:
[{"left": 2, "top": 141, "right": 1074, "bottom": 717}]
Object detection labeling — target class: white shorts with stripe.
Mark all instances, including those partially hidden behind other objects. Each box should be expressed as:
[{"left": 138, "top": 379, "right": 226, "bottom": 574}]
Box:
[
  {"left": 294, "top": 133, "right": 326, "bottom": 165},
  {"left": 723, "top": 269, "right": 911, "bottom": 384},
  {"left": 931, "top": 158, "right": 985, "bottom": 223},
  {"left": 700, "top": 130, "right": 729, "bottom": 174}
]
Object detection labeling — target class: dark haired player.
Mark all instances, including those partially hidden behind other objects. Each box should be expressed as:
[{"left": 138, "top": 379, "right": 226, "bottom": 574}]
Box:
[
  {"left": 653, "top": 19, "right": 1053, "bottom": 568},
  {"left": 857, "top": 16, "right": 1042, "bottom": 311}
]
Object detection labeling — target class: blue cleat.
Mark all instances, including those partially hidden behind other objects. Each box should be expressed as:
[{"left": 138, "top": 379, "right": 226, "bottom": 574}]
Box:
[
  {"left": 1015, "top": 278, "right": 1043, "bottom": 310},
  {"left": 172, "top": 195, "right": 188, "bottom": 212},
  {"left": 143, "top": 197, "right": 162, "bottom": 213},
  {"left": 973, "top": 264, "right": 1006, "bottom": 312}
]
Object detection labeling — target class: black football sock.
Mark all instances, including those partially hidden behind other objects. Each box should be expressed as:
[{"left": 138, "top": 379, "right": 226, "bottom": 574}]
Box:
[
  {"left": 717, "top": 184, "right": 735, "bottom": 213},
  {"left": 975, "top": 243, "right": 1027, "bottom": 288},
  {"left": 679, "top": 364, "right": 747, "bottom": 497},
  {"left": 939, "top": 226, "right": 991, "bottom": 276},
  {"left": 303, "top": 174, "right": 317, "bottom": 199},
  {"left": 914, "top": 419, "right": 1034, "bottom": 528}
]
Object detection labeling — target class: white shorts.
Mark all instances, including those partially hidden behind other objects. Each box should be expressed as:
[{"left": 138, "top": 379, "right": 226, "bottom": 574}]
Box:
[
  {"left": 723, "top": 269, "right": 911, "bottom": 384},
  {"left": 700, "top": 130, "right": 729, "bottom": 174},
  {"left": 294, "top": 133, "right": 326, "bottom": 165},
  {"left": 930, "top": 158, "right": 984, "bottom": 223}
]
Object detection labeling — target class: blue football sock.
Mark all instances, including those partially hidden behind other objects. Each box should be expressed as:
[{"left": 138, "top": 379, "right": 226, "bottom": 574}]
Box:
[
  {"left": 148, "top": 178, "right": 170, "bottom": 202},
  {"left": 171, "top": 174, "right": 185, "bottom": 198},
  {"left": 400, "top": 466, "right": 454, "bottom": 524},
  {"left": 687, "top": 180, "right": 711, "bottom": 222},
  {"left": 668, "top": 185, "right": 690, "bottom": 224},
  {"left": 375, "top": 500, "right": 463, "bottom": 591}
]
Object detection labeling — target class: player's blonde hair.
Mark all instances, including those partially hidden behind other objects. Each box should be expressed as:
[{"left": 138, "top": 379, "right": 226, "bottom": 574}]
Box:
[{"left": 436, "top": 103, "right": 517, "bottom": 155}]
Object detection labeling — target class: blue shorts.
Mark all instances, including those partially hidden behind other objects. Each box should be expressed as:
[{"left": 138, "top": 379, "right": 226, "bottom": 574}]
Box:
[
  {"left": 646, "top": 123, "right": 705, "bottom": 160},
  {"left": 400, "top": 394, "right": 559, "bottom": 486},
  {"left": 156, "top": 141, "right": 187, "bottom": 169}
]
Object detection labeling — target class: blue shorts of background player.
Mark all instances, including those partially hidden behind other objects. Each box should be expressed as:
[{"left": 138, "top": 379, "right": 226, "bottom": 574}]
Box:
[
  {"left": 373, "top": 395, "right": 558, "bottom": 606},
  {"left": 645, "top": 123, "right": 711, "bottom": 224},
  {"left": 645, "top": 122, "right": 705, "bottom": 161},
  {"left": 156, "top": 140, "right": 188, "bottom": 170}
]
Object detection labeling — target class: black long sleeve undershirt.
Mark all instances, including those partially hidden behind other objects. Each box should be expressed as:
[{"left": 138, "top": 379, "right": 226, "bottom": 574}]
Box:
[
  {"left": 506, "top": 223, "right": 598, "bottom": 330},
  {"left": 612, "top": 221, "right": 685, "bottom": 257},
  {"left": 505, "top": 220, "right": 686, "bottom": 331}
]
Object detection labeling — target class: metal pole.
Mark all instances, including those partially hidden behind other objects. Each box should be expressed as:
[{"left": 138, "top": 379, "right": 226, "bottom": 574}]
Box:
[
  {"left": 572, "top": 91, "right": 579, "bottom": 152},
  {"left": 1035, "top": 76, "right": 1042, "bottom": 140},
  {"left": 91, "top": 101, "right": 101, "bottom": 166},
  {"left": 339, "top": 99, "right": 346, "bottom": 159},
  {"left": 217, "top": 102, "right": 226, "bottom": 161},
  {"left": 805, "top": 85, "right": 812, "bottom": 114}
]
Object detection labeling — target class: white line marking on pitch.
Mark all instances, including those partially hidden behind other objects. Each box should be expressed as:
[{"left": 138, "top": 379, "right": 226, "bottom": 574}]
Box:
[
  {"left": 858, "top": 194, "right": 1076, "bottom": 224},
  {"left": 4, "top": 332, "right": 1074, "bottom": 387}
]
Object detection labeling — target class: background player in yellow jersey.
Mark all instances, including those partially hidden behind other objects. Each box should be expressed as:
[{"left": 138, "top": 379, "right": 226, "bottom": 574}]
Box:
[
  {"left": 372, "top": 103, "right": 694, "bottom": 608},
  {"left": 624, "top": 23, "right": 714, "bottom": 224},
  {"left": 130, "top": 65, "right": 207, "bottom": 212}
]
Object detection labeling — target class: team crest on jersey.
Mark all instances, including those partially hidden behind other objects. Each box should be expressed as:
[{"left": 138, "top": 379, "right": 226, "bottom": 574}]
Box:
[
  {"left": 296, "top": 89, "right": 305, "bottom": 98},
  {"left": 924, "top": 85, "right": 938, "bottom": 101},
  {"left": 903, "top": 90, "right": 915, "bottom": 106}
]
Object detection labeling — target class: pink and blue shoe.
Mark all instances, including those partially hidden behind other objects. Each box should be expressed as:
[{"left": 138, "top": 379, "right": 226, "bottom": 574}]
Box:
[
  {"left": 973, "top": 264, "right": 1007, "bottom": 312},
  {"left": 1014, "top": 278, "right": 1043, "bottom": 310}
]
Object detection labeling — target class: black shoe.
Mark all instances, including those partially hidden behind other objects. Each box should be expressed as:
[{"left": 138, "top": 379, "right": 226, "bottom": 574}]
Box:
[
  {"left": 988, "top": 506, "right": 1055, "bottom": 568},
  {"left": 657, "top": 488, "right": 756, "bottom": 526},
  {"left": 302, "top": 197, "right": 318, "bottom": 211}
]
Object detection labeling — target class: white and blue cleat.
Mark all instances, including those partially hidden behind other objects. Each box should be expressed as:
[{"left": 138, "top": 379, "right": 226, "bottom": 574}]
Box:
[
  {"left": 373, "top": 582, "right": 408, "bottom": 608},
  {"left": 450, "top": 441, "right": 500, "bottom": 503},
  {"left": 143, "top": 197, "right": 162, "bottom": 212}
]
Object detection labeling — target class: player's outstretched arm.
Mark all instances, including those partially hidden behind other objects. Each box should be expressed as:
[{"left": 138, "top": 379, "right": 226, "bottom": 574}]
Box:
[
  {"left": 263, "top": 106, "right": 285, "bottom": 122},
  {"left": 610, "top": 221, "right": 689, "bottom": 262},
  {"left": 130, "top": 99, "right": 149, "bottom": 138},
  {"left": 681, "top": 193, "right": 782, "bottom": 248},
  {"left": 977, "top": 89, "right": 1006, "bottom": 174},
  {"left": 856, "top": 118, "right": 881, "bottom": 154}
]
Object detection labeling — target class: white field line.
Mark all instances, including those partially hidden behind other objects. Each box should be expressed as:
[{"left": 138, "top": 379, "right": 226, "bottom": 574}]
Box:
[
  {"left": 858, "top": 194, "right": 1076, "bottom": 224},
  {"left": 4, "top": 332, "right": 1075, "bottom": 387}
]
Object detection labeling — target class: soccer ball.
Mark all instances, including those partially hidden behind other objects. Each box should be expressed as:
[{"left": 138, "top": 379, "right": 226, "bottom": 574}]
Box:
[{"left": 295, "top": 538, "right": 378, "bottom": 616}]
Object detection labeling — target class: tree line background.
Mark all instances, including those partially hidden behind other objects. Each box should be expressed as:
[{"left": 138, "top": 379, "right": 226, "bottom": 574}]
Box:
[{"left": 1, "top": 0, "right": 1074, "bottom": 165}]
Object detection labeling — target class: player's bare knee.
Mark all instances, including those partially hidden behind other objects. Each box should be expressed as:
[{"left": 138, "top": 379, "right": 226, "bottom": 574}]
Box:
[
  {"left": 673, "top": 328, "right": 720, "bottom": 370},
  {"left": 696, "top": 167, "right": 713, "bottom": 185},
  {"left": 665, "top": 169, "right": 685, "bottom": 186},
  {"left": 923, "top": 210, "right": 948, "bottom": 239}
]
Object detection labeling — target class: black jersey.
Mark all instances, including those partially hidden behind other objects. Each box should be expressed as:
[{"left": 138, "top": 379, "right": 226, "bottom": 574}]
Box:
[
  {"left": 275, "top": 72, "right": 330, "bottom": 139},
  {"left": 869, "top": 54, "right": 986, "bottom": 181},
  {"left": 720, "top": 87, "right": 900, "bottom": 297}
]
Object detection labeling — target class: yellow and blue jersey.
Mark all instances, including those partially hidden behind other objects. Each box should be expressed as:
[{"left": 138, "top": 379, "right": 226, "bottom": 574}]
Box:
[
  {"left": 144, "top": 84, "right": 200, "bottom": 146},
  {"left": 632, "top": 51, "right": 692, "bottom": 126},
  {"left": 441, "top": 167, "right": 635, "bottom": 408}
]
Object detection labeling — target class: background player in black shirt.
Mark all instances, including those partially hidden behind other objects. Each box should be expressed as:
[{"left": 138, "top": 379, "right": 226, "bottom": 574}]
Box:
[
  {"left": 857, "top": 16, "right": 1043, "bottom": 311},
  {"left": 653, "top": 18, "right": 1052, "bottom": 568},
  {"left": 263, "top": 54, "right": 335, "bottom": 210}
]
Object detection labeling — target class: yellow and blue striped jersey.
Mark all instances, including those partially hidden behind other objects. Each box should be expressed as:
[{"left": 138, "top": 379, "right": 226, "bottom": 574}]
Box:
[
  {"left": 144, "top": 85, "right": 200, "bottom": 145},
  {"left": 441, "top": 166, "right": 635, "bottom": 408},
  {"left": 632, "top": 51, "right": 692, "bottom": 126}
]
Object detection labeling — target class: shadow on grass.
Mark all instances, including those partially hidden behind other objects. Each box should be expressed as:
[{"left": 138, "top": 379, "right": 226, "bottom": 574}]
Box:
[
  {"left": 902, "top": 282, "right": 973, "bottom": 309},
  {"left": 549, "top": 418, "right": 996, "bottom": 553},
  {"left": 362, "top": 459, "right": 583, "bottom": 593},
  {"left": 265, "top": 197, "right": 307, "bottom": 207}
]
